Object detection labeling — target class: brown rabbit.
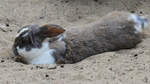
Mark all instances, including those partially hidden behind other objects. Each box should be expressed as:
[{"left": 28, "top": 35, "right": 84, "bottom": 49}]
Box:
[{"left": 12, "top": 11, "right": 148, "bottom": 64}]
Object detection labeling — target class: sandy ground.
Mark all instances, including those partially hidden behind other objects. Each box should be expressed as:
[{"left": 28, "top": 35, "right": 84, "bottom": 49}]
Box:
[{"left": 0, "top": 0, "right": 150, "bottom": 84}]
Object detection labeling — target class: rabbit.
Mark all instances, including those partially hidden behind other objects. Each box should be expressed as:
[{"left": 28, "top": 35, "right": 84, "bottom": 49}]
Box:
[{"left": 12, "top": 11, "right": 148, "bottom": 64}]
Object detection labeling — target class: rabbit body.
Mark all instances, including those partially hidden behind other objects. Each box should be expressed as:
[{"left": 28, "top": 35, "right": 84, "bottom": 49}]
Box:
[
  {"left": 13, "top": 11, "right": 148, "bottom": 64},
  {"left": 62, "top": 11, "right": 148, "bottom": 63}
]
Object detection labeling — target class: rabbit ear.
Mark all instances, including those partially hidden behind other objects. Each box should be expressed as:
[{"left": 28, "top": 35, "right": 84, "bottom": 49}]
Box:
[{"left": 40, "top": 24, "right": 65, "bottom": 37}]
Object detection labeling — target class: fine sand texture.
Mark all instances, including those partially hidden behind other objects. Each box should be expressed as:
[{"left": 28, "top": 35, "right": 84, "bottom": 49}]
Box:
[{"left": 1, "top": 0, "right": 150, "bottom": 84}]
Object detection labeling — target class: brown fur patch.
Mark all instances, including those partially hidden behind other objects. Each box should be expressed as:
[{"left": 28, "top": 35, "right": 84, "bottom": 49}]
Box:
[
  {"left": 41, "top": 24, "right": 65, "bottom": 37},
  {"left": 46, "top": 27, "right": 65, "bottom": 37}
]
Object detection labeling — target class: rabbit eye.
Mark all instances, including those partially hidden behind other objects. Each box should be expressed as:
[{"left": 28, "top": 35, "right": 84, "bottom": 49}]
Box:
[
  {"left": 20, "top": 31, "right": 29, "bottom": 37},
  {"left": 16, "top": 27, "right": 29, "bottom": 37}
]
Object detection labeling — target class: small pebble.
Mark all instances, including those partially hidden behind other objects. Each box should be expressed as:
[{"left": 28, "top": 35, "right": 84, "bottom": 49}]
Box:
[
  {"left": 134, "top": 54, "right": 138, "bottom": 57},
  {"left": 1, "top": 60, "right": 4, "bottom": 63},
  {"left": 5, "top": 23, "right": 9, "bottom": 27},
  {"left": 60, "top": 65, "right": 64, "bottom": 68},
  {"left": 45, "top": 74, "right": 49, "bottom": 77}
]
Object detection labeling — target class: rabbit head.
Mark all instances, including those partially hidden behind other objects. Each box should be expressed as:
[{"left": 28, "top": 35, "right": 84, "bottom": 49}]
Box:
[{"left": 12, "top": 24, "right": 65, "bottom": 64}]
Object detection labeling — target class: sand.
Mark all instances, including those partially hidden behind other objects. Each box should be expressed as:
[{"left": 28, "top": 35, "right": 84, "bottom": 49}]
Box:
[{"left": 0, "top": 0, "right": 150, "bottom": 84}]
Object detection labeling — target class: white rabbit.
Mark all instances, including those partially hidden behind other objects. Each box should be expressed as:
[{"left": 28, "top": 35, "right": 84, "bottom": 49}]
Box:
[{"left": 12, "top": 11, "right": 148, "bottom": 64}]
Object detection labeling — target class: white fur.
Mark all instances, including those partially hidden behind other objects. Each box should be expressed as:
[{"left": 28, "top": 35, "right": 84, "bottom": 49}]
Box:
[
  {"left": 140, "top": 16, "right": 149, "bottom": 28},
  {"left": 17, "top": 39, "right": 56, "bottom": 64},
  {"left": 130, "top": 14, "right": 142, "bottom": 32},
  {"left": 16, "top": 27, "right": 29, "bottom": 37},
  {"left": 57, "top": 33, "right": 66, "bottom": 41},
  {"left": 128, "top": 14, "right": 148, "bottom": 33},
  {"left": 22, "top": 32, "right": 29, "bottom": 37}
]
